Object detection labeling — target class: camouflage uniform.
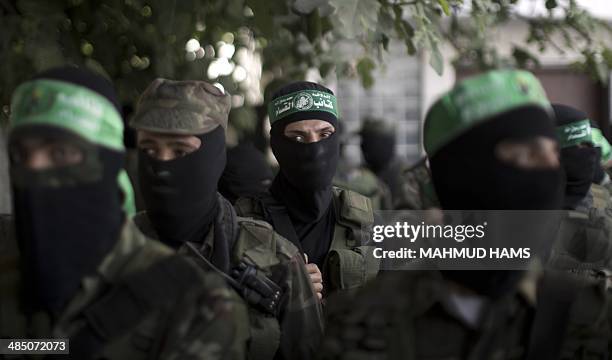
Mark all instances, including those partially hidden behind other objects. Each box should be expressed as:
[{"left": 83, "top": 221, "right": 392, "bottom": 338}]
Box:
[
  {"left": 235, "top": 187, "right": 379, "bottom": 297},
  {"left": 547, "top": 183, "right": 612, "bottom": 285},
  {"left": 394, "top": 157, "right": 439, "bottom": 210},
  {"left": 131, "top": 79, "right": 324, "bottom": 360},
  {"left": 0, "top": 216, "right": 248, "bottom": 360},
  {"left": 320, "top": 270, "right": 612, "bottom": 360}
]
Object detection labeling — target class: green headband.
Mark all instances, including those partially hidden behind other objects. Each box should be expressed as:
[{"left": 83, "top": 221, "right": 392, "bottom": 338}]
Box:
[
  {"left": 267, "top": 89, "right": 339, "bottom": 124},
  {"left": 118, "top": 169, "right": 136, "bottom": 217},
  {"left": 424, "top": 70, "right": 551, "bottom": 156},
  {"left": 10, "top": 79, "right": 124, "bottom": 151},
  {"left": 556, "top": 119, "right": 592, "bottom": 148},
  {"left": 591, "top": 127, "right": 611, "bottom": 162}
]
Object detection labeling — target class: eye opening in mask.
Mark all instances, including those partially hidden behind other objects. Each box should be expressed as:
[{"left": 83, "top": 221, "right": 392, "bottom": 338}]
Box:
[
  {"left": 136, "top": 130, "right": 203, "bottom": 161},
  {"left": 9, "top": 125, "right": 104, "bottom": 188},
  {"left": 9, "top": 125, "right": 89, "bottom": 171},
  {"left": 495, "top": 136, "right": 560, "bottom": 170},
  {"left": 282, "top": 119, "right": 336, "bottom": 144}
]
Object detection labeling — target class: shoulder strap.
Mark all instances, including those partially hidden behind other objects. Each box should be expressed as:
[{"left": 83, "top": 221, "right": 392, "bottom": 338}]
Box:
[
  {"left": 525, "top": 271, "right": 582, "bottom": 360},
  {"left": 259, "top": 194, "right": 304, "bottom": 255}
]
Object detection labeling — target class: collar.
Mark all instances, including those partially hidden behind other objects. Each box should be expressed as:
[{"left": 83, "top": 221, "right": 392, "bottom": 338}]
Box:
[{"left": 423, "top": 266, "right": 541, "bottom": 329}]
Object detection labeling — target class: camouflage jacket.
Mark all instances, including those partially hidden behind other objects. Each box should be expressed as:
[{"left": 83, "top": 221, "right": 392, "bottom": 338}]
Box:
[
  {"left": 0, "top": 215, "right": 248, "bottom": 360},
  {"left": 134, "top": 194, "right": 324, "bottom": 360},
  {"left": 394, "top": 157, "right": 439, "bottom": 210},
  {"left": 319, "top": 270, "right": 612, "bottom": 360},
  {"left": 548, "top": 190, "right": 612, "bottom": 285},
  {"left": 235, "top": 187, "right": 379, "bottom": 297}
]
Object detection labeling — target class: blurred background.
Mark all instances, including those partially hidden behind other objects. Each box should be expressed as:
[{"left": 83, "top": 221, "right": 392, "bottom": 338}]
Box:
[{"left": 2, "top": 0, "right": 612, "bottom": 213}]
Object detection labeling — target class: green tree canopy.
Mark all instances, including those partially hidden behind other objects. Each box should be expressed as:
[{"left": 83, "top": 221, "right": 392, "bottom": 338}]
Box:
[{"left": 2, "top": 0, "right": 611, "bottom": 125}]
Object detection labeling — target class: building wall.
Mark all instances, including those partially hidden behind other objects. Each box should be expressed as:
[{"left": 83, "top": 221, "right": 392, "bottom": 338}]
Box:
[
  {"left": 334, "top": 40, "right": 423, "bottom": 166},
  {"left": 422, "top": 19, "right": 611, "bottom": 138}
]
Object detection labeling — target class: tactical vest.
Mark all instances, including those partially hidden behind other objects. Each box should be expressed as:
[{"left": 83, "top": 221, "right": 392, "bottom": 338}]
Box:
[
  {"left": 133, "top": 199, "right": 314, "bottom": 360},
  {"left": 0, "top": 218, "right": 246, "bottom": 360},
  {"left": 235, "top": 187, "right": 380, "bottom": 295}
]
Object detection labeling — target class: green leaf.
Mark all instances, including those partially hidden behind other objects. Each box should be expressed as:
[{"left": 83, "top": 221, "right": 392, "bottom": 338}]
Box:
[
  {"left": 429, "top": 43, "right": 444, "bottom": 75},
  {"left": 356, "top": 56, "right": 376, "bottom": 88},
  {"left": 602, "top": 48, "right": 612, "bottom": 66},
  {"left": 381, "top": 33, "right": 390, "bottom": 50},
  {"left": 512, "top": 46, "right": 540, "bottom": 68},
  {"left": 246, "top": 0, "right": 277, "bottom": 37},
  {"left": 293, "top": 0, "right": 329, "bottom": 14},
  {"left": 438, "top": 0, "right": 451, "bottom": 16},
  {"left": 329, "top": 0, "right": 380, "bottom": 39}
]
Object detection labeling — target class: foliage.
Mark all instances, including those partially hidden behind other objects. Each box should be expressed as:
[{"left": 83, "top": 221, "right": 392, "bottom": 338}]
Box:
[{"left": 2, "top": 0, "right": 612, "bottom": 126}]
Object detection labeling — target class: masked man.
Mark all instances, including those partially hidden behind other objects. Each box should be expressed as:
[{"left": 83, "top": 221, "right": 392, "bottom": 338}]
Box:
[
  {"left": 235, "top": 82, "right": 378, "bottom": 297},
  {"left": 131, "top": 78, "right": 323, "bottom": 360},
  {"left": 547, "top": 103, "right": 612, "bottom": 281},
  {"left": 0, "top": 67, "right": 247, "bottom": 359},
  {"left": 320, "top": 70, "right": 612, "bottom": 359}
]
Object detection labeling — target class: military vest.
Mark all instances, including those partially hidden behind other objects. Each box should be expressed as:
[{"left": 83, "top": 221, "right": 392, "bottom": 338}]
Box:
[
  {"left": 133, "top": 195, "right": 323, "bottom": 360},
  {"left": 0, "top": 217, "right": 247, "bottom": 360},
  {"left": 235, "top": 187, "right": 380, "bottom": 296}
]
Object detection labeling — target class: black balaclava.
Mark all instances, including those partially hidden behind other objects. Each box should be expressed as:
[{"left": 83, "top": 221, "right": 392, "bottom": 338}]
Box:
[
  {"left": 430, "top": 106, "right": 563, "bottom": 298},
  {"left": 431, "top": 107, "right": 563, "bottom": 211},
  {"left": 268, "top": 82, "right": 339, "bottom": 266},
  {"left": 138, "top": 126, "right": 226, "bottom": 248},
  {"left": 218, "top": 142, "right": 273, "bottom": 204},
  {"left": 10, "top": 67, "right": 124, "bottom": 316},
  {"left": 552, "top": 104, "right": 599, "bottom": 210},
  {"left": 360, "top": 119, "right": 396, "bottom": 174}
]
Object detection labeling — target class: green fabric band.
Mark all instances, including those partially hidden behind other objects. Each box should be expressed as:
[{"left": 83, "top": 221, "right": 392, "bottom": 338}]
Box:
[
  {"left": 10, "top": 79, "right": 124, "bottom": 151},
  {"left": 118, "top": 170, "right": 136, "bottom": 217},
  {"left": 267, "top": 89, "right": 339, "bottom": 124},
  {"left": 424, "top": 70, "right": 551, "bottom": 156},
  {"left": 556, "top": 119, "right": 592, "bottom": 148},
  {"left": 591, "top": 128, "right": 611, "bottom": 162}
]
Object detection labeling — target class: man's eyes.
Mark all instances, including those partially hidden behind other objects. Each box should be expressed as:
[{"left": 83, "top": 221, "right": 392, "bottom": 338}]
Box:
[{"left": 288, "top": 131, "right": 333, "bottom": 143}]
